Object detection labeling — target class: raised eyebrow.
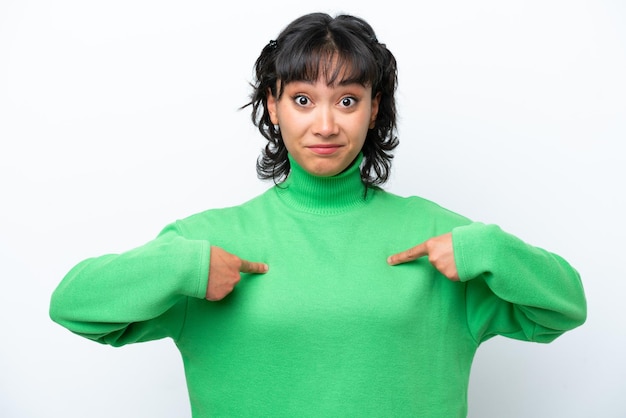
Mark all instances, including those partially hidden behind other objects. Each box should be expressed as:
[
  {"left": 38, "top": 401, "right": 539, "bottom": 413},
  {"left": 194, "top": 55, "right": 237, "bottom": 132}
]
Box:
[
  {"left": 337, "top": 78, "right": 368, "bottom": 87},
  {"left": 281, "top": 81, "right": 315, "bottom": 98},
  {"left": 335, "top": 83, "right": 370, "bottom": 97},
  {"left": 284, "top": 80, "right": 316, "bottom": 88}
]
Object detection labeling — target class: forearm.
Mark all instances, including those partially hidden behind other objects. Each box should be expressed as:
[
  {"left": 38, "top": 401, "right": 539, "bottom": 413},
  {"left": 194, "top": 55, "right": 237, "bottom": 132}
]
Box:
[{"left": 50, "top": 229, "right": 210, "bottom": 345}]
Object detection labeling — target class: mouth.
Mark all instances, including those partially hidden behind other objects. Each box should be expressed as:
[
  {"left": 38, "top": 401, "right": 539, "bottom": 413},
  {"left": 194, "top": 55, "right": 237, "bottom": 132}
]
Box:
[{"left": 306, "top": 144, "right": 343, "bottom": 155}]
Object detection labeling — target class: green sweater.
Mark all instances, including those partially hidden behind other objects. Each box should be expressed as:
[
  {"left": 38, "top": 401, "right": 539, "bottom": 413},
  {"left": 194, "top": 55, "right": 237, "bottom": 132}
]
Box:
[{"left": 50, "top": 155, "right": 586, "bottom": 417}]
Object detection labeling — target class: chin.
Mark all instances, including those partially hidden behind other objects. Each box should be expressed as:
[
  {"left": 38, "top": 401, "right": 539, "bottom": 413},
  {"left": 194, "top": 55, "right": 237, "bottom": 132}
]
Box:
[{"left": 309, "top": 165, "right": 342, "bottom": 177}]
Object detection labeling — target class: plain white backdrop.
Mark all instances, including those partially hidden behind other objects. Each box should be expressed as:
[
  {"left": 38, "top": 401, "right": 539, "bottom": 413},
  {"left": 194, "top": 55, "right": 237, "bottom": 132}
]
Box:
[{"left": 1, "top": 0, "right": 624, "bottom": 416}]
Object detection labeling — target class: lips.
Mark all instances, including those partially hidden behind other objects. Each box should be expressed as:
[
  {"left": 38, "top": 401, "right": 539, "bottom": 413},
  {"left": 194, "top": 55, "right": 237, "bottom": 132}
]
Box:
[{"left": 306, "top": 144, "right": 343, "bottom": 155}]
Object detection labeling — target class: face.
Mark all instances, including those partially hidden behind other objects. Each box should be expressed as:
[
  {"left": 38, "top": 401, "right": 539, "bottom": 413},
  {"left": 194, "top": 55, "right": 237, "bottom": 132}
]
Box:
[{"left": 267, "top": 78, "right": 380, "bottom": 177}]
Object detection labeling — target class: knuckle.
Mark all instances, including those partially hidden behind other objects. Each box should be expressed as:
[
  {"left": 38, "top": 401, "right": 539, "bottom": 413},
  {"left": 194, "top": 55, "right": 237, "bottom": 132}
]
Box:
[{"left": 207, "top": 292, "right": 224, "bottom": 301}]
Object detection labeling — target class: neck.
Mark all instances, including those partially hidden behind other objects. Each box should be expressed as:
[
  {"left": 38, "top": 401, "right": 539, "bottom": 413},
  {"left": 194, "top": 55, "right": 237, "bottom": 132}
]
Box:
[{"left": 275, "top": 154, "right": 370, "bottom": 215}]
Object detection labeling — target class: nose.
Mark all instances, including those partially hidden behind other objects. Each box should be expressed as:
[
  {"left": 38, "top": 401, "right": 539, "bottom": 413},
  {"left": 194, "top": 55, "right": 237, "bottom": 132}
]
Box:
[{"left": 312, "top": 106, "right": 339, "bottom": 138}]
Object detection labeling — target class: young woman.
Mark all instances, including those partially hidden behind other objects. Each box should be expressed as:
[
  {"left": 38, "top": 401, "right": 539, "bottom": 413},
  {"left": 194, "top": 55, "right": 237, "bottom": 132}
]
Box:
[{"left": 50, "top": 12, "right": 586, "bottom": 417}]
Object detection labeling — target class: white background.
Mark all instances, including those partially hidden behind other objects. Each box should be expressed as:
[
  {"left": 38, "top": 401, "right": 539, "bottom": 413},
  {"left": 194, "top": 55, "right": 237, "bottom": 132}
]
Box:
[{"left": 1, "top": 0, "right": 624, "bottom": 416}]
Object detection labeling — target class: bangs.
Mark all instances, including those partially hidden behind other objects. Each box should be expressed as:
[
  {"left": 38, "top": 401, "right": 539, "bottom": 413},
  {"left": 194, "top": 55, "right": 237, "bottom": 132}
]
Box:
[{"left": 274, "top": 39, "right": 379, "bottom": 96}]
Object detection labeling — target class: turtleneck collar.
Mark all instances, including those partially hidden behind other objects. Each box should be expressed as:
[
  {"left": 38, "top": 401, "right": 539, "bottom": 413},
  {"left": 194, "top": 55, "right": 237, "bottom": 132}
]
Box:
[{"left": 275, "top": 153, "right": 371, "bottom": 215}]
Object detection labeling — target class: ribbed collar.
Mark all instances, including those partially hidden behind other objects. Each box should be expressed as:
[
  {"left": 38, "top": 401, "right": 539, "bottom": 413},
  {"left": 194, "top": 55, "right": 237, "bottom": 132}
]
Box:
[{"left": 275, "top": 154, "right": 370, "bottom": 215}]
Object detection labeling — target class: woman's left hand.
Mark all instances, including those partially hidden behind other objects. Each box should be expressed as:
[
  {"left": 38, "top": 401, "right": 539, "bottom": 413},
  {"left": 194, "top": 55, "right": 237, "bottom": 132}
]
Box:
[{"left": 387, "top": 232, "right": 460, "bottom": 281}]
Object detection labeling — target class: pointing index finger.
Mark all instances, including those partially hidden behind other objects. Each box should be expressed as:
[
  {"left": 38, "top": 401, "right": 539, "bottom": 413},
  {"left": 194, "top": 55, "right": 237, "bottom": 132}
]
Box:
[
  {"left": 239, "top": 259, "right": 269, "bottom": 274},
  {"left": 387, "top": 242, "right": 428, "bottom": 266}
]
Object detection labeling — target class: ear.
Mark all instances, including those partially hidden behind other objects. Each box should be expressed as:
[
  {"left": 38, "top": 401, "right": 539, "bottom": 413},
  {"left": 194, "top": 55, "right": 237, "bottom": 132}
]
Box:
[
  {"left": 369, "top": 92, "right": 381, "bottom": 129},
  {"left": 267, "top": 88, "right": 279, "bottom": 125}
]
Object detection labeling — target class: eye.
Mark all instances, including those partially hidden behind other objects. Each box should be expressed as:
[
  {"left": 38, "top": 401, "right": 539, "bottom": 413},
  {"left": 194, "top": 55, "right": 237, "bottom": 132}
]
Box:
[
  {"left": 294, "top": 95, "right": 310, "bottom": 107},
  {"left": 339, "top": 96, "right": 358, "bottom": 108}
]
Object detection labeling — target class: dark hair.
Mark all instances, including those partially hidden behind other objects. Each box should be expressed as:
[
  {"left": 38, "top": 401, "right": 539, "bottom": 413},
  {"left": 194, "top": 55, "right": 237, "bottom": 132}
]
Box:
[{"left": 245, "top": 12, "right": 399, "bottom": 187}]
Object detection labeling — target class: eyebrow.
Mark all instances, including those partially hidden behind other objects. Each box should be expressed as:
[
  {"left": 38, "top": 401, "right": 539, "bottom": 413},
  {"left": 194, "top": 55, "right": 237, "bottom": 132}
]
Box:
[{"left": 285, "top": 79, "right": 367, "bottom": 88}]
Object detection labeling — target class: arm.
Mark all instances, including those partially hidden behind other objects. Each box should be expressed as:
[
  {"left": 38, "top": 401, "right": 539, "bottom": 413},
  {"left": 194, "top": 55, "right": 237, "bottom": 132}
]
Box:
[
  {"left": 49, "top": 224, "right": 210, "bottom": 346},
  {"left": 454, "top": 223, "right": 587, "bottom": 344},
  {"left": 388, "top": 222, "right": 587, "bottom": 344}
]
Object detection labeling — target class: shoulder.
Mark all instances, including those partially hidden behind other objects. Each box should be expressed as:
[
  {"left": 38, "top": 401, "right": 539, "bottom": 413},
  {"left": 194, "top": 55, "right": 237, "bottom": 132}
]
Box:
[
  {"left": 166, "top": 188, "right": 276, "bottom": 237},
  {"left": 372, "top": 188, "right": 472, "bottom": 229}
]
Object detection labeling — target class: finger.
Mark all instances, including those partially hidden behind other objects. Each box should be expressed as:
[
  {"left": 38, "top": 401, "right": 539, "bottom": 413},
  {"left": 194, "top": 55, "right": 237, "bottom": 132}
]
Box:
[
  {"left": 239, "top": 259, "right": 269, "bottom": 274},
  {"left": 387, "top": 242, "right": 428, "bottom": 266}
]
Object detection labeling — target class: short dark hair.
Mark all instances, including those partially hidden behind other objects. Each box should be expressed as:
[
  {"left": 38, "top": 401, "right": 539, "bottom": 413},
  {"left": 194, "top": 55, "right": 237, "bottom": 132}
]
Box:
[{"left": 245, "top": 12, "right": 399, "bottom": 187}]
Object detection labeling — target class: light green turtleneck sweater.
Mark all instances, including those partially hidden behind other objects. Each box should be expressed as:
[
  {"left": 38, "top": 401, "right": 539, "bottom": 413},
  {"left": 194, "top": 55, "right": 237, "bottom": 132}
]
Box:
[{"left": 50, "top": 155, "right": 586, "bottom": 417}]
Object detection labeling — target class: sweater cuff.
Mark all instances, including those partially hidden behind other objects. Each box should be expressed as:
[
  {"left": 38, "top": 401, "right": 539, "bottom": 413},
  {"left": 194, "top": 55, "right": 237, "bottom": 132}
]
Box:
[
  {"left": 193, "top": 240, "right": 211, "bottom": 299},
  {"left": 452, "top": 222, "right": 500, "bottom": 282}
]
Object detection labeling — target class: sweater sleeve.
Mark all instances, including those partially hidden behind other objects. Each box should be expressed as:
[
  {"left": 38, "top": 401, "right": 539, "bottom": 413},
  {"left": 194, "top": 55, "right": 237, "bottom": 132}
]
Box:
[
  {"left": 453, "top": 222, "right": 587, "bottom": 344},
  {"left": 49, "top": 222, "right": 210, "bottom": 346}
]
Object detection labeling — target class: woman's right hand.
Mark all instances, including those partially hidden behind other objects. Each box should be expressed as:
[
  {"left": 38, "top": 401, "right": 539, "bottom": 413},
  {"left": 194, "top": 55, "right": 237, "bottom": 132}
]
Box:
[{"left": 206, "top": 246, "right": 269, "bottom": 301}]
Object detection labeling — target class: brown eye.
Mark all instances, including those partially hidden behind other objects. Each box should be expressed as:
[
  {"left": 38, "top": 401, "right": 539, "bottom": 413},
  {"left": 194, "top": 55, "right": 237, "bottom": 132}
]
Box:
[
  {"left": 295, "top": 95, "right": 309, "bottom": 106},
  {"left": 341, "top": 97, "right": 357, "bottom": 107}
]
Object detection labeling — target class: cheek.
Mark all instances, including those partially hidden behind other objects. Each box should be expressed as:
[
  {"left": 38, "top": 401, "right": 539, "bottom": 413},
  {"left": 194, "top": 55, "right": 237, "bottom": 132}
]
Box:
[
  {"left": 277, "top": 111, "right": 308, "bottom": 141},
  {"left": 354, "top": 120, "right": 370, "bottom": 146},
  {"left": 278, "top": 129, "right": 298, "bottom": 155}
]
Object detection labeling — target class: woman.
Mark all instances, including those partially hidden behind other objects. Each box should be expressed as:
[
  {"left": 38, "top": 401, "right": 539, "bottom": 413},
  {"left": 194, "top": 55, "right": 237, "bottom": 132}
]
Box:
[{"left": 50, "top": 12, "right": 587, "bottom": 417}]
